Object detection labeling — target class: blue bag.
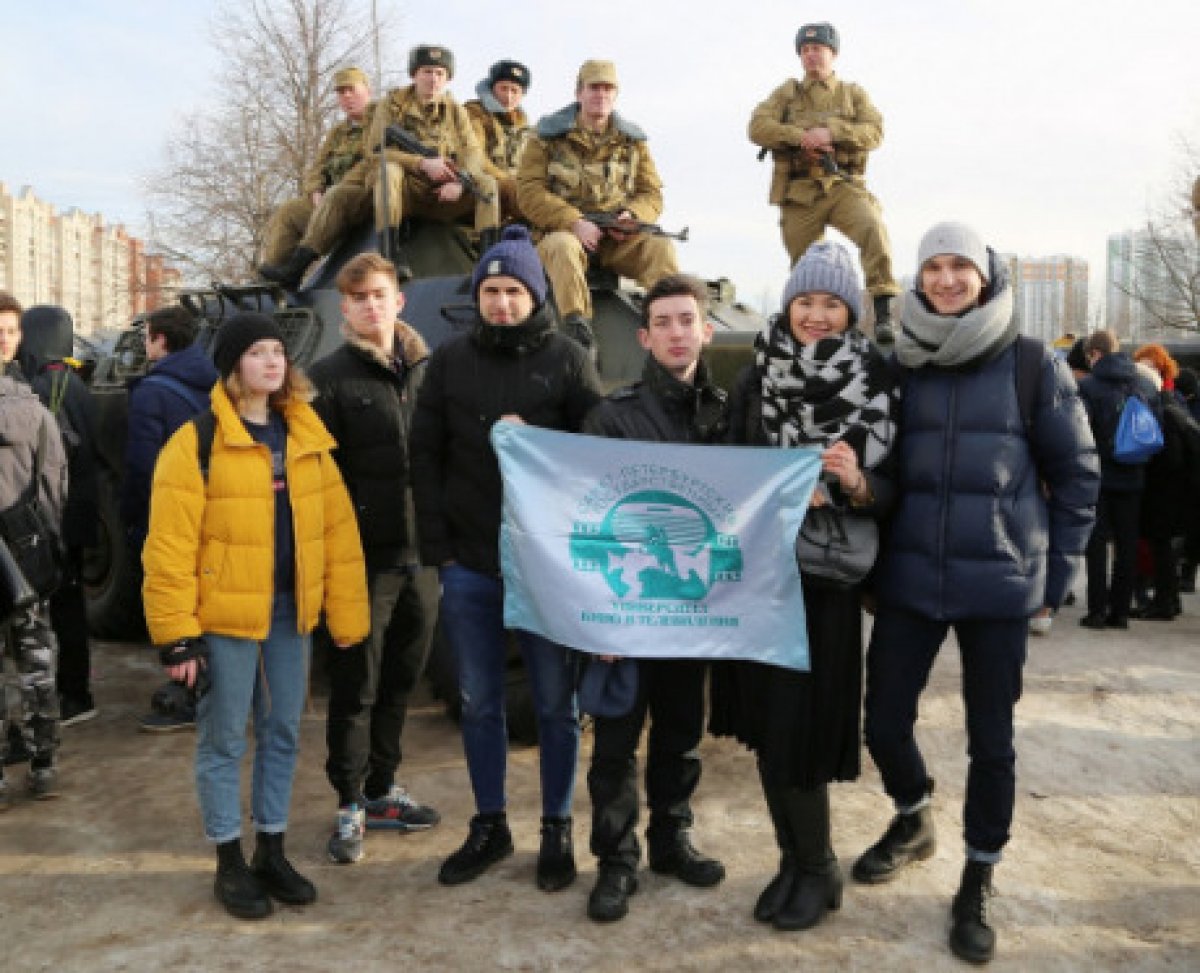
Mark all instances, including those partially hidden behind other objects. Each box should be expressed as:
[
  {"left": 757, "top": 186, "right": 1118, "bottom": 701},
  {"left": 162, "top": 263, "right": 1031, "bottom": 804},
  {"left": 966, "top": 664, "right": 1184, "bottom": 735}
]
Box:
[{"left": 1112, "top": 394, "right": 1164, "bottom": 464}]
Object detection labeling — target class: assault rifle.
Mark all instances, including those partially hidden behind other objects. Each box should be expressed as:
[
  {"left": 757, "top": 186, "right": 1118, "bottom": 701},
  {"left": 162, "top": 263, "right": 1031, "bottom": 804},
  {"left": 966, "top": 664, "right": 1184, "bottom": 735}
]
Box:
[
  {"left": 384, "top": 124, "right": 494, "bottom": 204},
  {"left": 583, "top": 212, "right": 689, "bottom": 242}
]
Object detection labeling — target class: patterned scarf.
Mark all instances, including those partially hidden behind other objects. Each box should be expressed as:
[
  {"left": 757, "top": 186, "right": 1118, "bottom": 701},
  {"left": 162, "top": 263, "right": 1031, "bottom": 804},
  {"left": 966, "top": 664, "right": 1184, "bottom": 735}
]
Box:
[{"left": 756, "top": 317, "right": 897, "bottom": 470}]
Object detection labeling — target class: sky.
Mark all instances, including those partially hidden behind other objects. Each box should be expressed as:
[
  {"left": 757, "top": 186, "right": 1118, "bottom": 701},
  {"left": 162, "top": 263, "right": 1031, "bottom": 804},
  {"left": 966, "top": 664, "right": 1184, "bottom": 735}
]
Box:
[{"left": 2, "top": 0, "right": 1197, "bottom": 319}]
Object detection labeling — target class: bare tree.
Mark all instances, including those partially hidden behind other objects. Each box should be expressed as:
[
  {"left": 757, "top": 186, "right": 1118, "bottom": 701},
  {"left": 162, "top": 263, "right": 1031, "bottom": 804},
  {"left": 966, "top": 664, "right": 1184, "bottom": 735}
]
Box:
[{"left": 144, "top": 0, "right": 400, "bottom": 283}]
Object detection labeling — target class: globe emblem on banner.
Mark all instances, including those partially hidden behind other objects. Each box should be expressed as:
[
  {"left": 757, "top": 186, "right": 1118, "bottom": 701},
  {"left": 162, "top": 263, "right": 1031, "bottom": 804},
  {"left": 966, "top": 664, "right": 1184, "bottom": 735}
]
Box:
[{"left": 569, "top": 489, "right": 743, "bottom": 600}]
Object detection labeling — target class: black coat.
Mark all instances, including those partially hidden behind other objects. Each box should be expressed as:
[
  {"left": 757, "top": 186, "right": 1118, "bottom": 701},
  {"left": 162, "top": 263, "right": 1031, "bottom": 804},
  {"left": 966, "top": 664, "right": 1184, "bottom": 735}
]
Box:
[
  {"left": 583, "top": 355, "right": 727, "bottom": 444},
  {"left": 308, "top": 325, "right": 428, "bottom": 571},
  {"left": 1077, "top": 352, "right": 1160, "bottom": 493},
  {"left": 410, "top": 306, "right": 603, "bottom": 576},
  {"left": 1141, "top": 394, "right": 1199, "bottom": 539}
]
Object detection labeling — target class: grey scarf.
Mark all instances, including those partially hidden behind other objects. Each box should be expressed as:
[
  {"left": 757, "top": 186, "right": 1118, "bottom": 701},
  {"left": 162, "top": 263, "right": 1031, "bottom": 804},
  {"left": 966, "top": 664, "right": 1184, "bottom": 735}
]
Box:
[{"left": 896, "top": 272, "right": 1019, "bottom": 370}]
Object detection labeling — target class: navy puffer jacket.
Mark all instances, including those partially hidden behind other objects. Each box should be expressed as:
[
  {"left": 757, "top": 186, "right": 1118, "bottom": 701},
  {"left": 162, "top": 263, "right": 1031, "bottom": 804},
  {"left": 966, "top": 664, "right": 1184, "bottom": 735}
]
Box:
[{"left": 876, "top": 331, "right": 1098, "bottom": 621}]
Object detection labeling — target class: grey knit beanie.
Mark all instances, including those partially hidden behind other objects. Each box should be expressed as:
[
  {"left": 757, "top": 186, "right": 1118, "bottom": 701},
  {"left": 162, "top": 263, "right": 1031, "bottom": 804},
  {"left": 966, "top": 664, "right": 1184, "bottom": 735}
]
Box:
[
  {"left": 916, "top": 221, "right": 990, "bottom": 282},
  {"left": 780, "top": 241, "right": 863, "bottom": 325}
]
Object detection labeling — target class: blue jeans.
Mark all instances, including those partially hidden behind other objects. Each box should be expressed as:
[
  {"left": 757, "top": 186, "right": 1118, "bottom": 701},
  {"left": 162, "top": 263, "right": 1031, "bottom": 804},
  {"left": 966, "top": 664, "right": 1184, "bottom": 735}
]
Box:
[
  {"left": 439, "top": 564, "right": 579, "bottom": 818},
  {"left": 195, "top": 595, "right": 310, "bottom": 843}
]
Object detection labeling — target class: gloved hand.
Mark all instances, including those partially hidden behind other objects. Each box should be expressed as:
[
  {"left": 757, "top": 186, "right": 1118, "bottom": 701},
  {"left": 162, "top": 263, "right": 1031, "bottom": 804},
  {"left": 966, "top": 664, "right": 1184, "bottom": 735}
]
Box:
[{"left": 158, "top": 637, "right": 210, "bottom": 695}]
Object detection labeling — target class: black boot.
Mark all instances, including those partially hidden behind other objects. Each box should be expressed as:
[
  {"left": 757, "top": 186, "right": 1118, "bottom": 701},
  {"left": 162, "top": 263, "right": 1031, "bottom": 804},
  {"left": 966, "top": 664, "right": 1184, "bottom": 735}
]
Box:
[
  {"left": 383, "top": 226, "right": 414, "bottom": 282},
  {"left": 587, "top": 864, "right": 638, "bottom": 922},
  {"left": 477, "top": 225, "right": 503, "bottom": 254},
  {"left": 754, "top": 779, "right": 797, "bottom": 923},
  {"left": 852, "top": 780, "right": 936, "bottom": 884},
  {"left": 562, "top": 313, "right": 598, "bottom": 363},
  {"left": 259, "top": 246, "right": 318, "bottom": 291},
  {"left": 251, "top": 831, "right": 317, "bottom": 905},
  {"left": 437, "top": 813, "right": 514, "bottom": 886},
  {"left": 872, "top": 294, "right": 896, "bottom": 347},
  {"left": 773, "top": 784, "right": 842, "bottom": 932},
  {"left": 536, "top": 816, "right": 577, "bottom": 892},
  {"left": 950, "top": 860, "right": 997, "bottom": 964},
  {"left": 214, "top": 838, "right": 272, "bottom": 920},
  {"left": 648, "top": 828, "right": 726, "bottom": 887}
]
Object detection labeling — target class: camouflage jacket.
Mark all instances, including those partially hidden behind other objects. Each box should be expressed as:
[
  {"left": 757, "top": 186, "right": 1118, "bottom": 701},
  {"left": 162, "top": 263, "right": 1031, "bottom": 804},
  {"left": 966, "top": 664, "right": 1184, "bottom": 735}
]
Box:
[
  {"left": 464, "top": 80, "right": 531, "bottom": 180},
  {"left": 516, "top": 103, "right": 664, "bottom": 232},
  {"left": 302, "top": 103, "right": 378, "bottom": 196},
  {"left": 749, "top": 73, "right": 883, "bottom": 204},
  {"left": 365, "top": 85, "right": 487, "bottom": 182}
]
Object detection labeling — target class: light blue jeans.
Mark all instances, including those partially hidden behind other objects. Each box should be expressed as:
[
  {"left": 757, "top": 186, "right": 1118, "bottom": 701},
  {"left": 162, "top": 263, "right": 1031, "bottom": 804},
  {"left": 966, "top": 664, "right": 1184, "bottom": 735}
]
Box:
[{"left": 195, "top": 595, "right": 310, "bottom": 843}]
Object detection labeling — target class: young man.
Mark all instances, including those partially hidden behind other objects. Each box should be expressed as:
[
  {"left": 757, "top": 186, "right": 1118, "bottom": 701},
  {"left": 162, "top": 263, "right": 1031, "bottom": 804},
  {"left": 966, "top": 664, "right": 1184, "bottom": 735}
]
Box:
[
  {"left": 260, "top": 66, "right": 378, "bottom": 288},
  {"left": 517, "top": 60, "right": 678, "bottom": 353},
  {"left": 123, "top": 305, "right": 219, "bottom": 733},
  {"left": 364, "top": 45, "right": 499, "bottom": 276},
  {"left": 308, "top": 252, "right": 438, "bottom": 865},
  {"left": 410, "top": 225, "right": 602, "bottom": 891},
  {"left": 464, "top": 59, "right": 533, "bottom": 223},
  {"left": 856, "top": 223, "right": 1098, "bottom": 964},
  {"left": 580, "top": 274, "right": 728, "bottom": 922},
  {"left": 749, "top": 22, "right": 900, "bottom": 343}
]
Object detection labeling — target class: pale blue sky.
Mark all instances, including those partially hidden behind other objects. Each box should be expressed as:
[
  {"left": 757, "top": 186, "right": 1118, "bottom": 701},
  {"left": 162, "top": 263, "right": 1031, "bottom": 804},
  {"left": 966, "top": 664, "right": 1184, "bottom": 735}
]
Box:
[{"left": 2, "top": 0, "right": 1196, "bottom": 314}]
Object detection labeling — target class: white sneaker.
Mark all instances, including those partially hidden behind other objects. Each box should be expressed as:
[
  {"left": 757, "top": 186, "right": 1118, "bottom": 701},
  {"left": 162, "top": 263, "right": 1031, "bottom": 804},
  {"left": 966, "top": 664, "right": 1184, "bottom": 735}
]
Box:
[{"left": 1028, "top": 614, "right": 1053, "bottom": 636}]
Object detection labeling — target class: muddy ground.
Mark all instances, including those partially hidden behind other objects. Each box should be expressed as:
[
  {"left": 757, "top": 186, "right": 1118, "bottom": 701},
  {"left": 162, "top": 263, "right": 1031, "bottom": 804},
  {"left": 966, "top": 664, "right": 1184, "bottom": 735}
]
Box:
[{"left": 0, "top": 594, "right": 1196, "bottom": 972}]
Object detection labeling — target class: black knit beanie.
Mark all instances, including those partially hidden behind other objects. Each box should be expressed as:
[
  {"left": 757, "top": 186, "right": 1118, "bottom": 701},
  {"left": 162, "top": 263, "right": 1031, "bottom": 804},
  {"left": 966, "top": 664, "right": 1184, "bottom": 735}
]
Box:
[{"left": 212, "top": 312, "right": 285, "bottom": 378}]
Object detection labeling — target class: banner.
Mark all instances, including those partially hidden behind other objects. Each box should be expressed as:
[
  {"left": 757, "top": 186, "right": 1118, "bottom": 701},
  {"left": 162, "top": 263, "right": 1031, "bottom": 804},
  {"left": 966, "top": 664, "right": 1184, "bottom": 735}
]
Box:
[{"left": 491, "top": 423, "right": 822, "bottom": 671}]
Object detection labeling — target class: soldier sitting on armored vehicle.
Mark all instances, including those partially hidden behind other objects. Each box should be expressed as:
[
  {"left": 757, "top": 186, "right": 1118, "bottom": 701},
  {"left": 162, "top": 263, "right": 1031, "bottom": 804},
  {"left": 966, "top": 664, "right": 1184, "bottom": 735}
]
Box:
[
  {"left": 517, "top": 59, "right": 678, "bottom": 356},
  {"left": 364, "top": 44, "right": 499, "bottom": 281},
  {"left": 260, "top": 67, "right": 378, "bottom": 291},
  {"left": 464, "top": 59, "right": 533, "bottom": 224}
]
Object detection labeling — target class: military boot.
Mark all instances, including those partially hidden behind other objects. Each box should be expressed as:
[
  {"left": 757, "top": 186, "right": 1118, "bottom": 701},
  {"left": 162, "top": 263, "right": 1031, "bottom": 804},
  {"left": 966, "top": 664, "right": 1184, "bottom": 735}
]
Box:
[
  {"left": 852, "top": 781, "right": 936, "bottom": 884},
  {"left": 259, "top": 246, "right": 318, "bottom": 291},
  {"left": 384, "top": 226, "right": 414, "bottom": 282},
  {"left": 477, "top": 225, "right": 503, "bottom": 255},
  {"left": 214, "top": 838, "right": 272, "bottom": 920},
  {"left": 872, "top": 294, "right": 896, "bottom": 348},
  {"left": 950, "top": 860, "right": 997, "bottom": 964},
  {"left": 251, "top": 831, "right": 317, "bottom": 905},
  {"left": 562, "top": 313, "right": 598, "bottom": 364}
]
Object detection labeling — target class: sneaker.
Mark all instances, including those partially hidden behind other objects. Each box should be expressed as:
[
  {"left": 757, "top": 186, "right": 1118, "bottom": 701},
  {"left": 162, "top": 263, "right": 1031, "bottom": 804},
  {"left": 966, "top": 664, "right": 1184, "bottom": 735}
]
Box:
[
  {"left": 59, "top": 694, "right": 98, "bottom": 727},
  {"left": 364, "top": 785, "right": 440, "bottom": 832},
  {"left": 138, "top": 682, "right": 196, "bottom": 733},
  {"left": 1027, "top": 612, "right": 1053, "bottom": 636},
  {"left": 27, "top": 764, "right": 59, "bottom": 800},
  {"left": 327, "top": 804, "right": 365, "bottom": 865}
]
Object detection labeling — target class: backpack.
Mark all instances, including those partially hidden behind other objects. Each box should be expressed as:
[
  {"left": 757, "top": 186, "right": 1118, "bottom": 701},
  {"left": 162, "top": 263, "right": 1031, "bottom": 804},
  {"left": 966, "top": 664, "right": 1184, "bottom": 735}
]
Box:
[
  {"left": 1112, "top": 392, "right": 1164, "bottom": 464},
  {"left": 0, "top": 422, "right": 64, "bottom": 598}
]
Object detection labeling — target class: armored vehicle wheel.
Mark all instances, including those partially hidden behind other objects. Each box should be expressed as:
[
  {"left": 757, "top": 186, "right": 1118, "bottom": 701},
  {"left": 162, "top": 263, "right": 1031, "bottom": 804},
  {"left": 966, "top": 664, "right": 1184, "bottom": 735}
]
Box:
[{"left": 83, "top": 472, "right": 147, "bottom": 640}]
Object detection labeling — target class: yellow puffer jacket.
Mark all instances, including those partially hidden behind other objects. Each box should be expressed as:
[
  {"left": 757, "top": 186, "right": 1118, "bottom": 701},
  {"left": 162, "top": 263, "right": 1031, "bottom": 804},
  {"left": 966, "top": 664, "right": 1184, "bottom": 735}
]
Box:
[{"left": 142, "top": 381, "right": 369, "bottom": 647}]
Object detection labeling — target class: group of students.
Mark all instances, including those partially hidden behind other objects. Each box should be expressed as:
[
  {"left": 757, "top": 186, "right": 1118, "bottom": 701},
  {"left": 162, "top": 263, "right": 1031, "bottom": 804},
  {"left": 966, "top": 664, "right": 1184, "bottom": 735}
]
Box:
[{"left": 130, "top": 218, "right": 1098, "bottom": 967}]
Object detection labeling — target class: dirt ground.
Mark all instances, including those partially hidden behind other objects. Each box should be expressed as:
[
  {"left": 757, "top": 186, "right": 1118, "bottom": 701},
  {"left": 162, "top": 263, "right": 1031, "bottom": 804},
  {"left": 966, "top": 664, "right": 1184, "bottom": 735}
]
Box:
[{"left": 0, "top": 594, "right": 1197, "bottom": 973}]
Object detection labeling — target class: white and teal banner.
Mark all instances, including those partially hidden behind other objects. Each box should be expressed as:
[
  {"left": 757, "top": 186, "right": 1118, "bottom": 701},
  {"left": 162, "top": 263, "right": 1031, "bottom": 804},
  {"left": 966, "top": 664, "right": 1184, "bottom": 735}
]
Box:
[{"left": 491, "top": 423, "right": 822, "bottom": 671}]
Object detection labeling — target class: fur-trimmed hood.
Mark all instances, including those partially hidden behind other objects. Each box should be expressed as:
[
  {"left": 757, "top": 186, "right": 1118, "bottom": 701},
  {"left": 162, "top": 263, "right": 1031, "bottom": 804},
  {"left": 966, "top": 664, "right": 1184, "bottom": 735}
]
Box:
[
  {"left": 338, "top": 318, "right": 429, "bottom": 370},
  {"left": 535, "top": 103, "right": 646, "bottom": 141}
]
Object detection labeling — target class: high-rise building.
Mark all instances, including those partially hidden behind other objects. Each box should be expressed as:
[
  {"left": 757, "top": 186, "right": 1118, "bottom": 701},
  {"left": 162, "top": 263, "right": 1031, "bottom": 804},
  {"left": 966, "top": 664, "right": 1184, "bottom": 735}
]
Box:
[
  {"left": 999, "top": 254, "right": 1089, "bottom": 342},
  {"left": 1105, "top": 228, "right": 1191, "bottom": 342},
  {"left": 0, "top": 182, "right": 179, "bottom": 335}
]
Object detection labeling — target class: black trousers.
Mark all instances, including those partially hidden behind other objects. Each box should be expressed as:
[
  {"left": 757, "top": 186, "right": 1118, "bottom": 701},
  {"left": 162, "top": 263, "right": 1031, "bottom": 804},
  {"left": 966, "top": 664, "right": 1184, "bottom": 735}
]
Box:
[
  {"left": 587, "top": 657, "right": 707, "bottom": 870},
  {"left": 325, "top": 567, "right": 431, "bottom": 806},
  {"left": 51, "top": 546, "right": 91, "bottom": 702},
  {"left": 1085, "top": 488, "right": 1142, "bottom": 620}
]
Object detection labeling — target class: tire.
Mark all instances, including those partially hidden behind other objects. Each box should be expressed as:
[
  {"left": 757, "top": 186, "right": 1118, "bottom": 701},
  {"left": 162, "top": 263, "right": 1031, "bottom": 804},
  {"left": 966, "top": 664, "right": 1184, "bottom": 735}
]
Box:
[{"left": 82, "top": 472, "right": 147, "bottom": 641}]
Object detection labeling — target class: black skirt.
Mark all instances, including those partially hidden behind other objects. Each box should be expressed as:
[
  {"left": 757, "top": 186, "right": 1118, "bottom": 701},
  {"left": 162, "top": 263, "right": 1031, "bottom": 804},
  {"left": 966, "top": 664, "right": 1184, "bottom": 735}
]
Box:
[{"left": 709, "top": 576, "right": 863, "bottom": 789}]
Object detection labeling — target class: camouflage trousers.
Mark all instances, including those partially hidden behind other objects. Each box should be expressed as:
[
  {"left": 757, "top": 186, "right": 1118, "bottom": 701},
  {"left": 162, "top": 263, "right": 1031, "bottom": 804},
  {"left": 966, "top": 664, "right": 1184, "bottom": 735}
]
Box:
[
  {"left": 0, "top": 605, "right": 59, "bottom": 767},
  {"left": 300, "top": 181, "right": 374, "bottom": 256},
  {"left": 370, "top": 162, "right": 499, "bottom": 234},
  {"left": 262, "top": 196, "right": 315, "bottom": 267},
  {"left": 537, "top": 230, "right": 679, "bottom": 320},
  {"left": 778, "top": 178, "right": 900, "bottom": 297}
]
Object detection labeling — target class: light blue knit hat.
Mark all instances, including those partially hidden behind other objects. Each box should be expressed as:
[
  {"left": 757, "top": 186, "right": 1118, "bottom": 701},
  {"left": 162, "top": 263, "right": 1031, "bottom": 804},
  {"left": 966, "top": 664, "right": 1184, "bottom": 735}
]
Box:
[{"left": 780, "top": 241, "right": 863, "bottom": 325}]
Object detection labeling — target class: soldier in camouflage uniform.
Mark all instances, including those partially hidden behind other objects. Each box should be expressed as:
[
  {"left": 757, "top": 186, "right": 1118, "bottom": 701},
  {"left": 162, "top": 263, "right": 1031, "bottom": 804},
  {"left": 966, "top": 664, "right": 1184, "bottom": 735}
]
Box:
[
  {"left": 464, "top": 59, "right": 533, "bottom": 223},
  {"left": 260, "top": 67, "right": 376, "bottom": 286},
  {"left": 364, "top": 44, "right": 499, "bottom": 277},
  {"left": 517, "top": 60, "right": 678, "bottom": 353},
  {"left": 749, "top": 23, "right": 900, "bottom": 343}
]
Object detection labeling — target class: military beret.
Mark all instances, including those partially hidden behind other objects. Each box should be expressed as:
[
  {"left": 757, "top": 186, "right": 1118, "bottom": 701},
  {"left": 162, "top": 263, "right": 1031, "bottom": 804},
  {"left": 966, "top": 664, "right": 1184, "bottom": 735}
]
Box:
[
  {"left": 488, "top": 59, "right": 531, "bottom": 92},
  {"left": 796, "top": 22, "right": 840, "bottom": 54},
  {"left": 576, "top": 59, "right": 618, "bottom": 88},
  {"left": 408, "top": 44, "right": 454, "bottom": 78},
  {"left": 334, "top": 66, "right": 368, "bottom": 89}
]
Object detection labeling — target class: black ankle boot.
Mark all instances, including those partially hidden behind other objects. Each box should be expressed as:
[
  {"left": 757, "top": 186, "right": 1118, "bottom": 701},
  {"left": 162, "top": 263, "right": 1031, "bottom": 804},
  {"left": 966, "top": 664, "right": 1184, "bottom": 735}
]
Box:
[
  {"left": 251, "top": 831, "right": 317, "bottom": 905},
  {"left": 536, "top": 816, "right": 577, "bottom": 892},
  {"left": 438, "top": 813, "right": 514, "bottom": 886},
  {"left": 259, "top": 246, "right": 318, "bottom": 290},
  {"left": 648, "top": 829, "right": 726, "bottom": 887},
  {"left": 950, "top": 860, "right": 997, "bottom": 964},
  {"left": 774, "top": 864, "right": 843, "bottom": 931},
  {"left": 852, "top": 782, "right": 937, "bottom": 884},
  {"left": 773, "top": 784, "right": 841, "bottom": 931},
  {"left": 215, "top": 839, "right": 272, "bottom": 920}
]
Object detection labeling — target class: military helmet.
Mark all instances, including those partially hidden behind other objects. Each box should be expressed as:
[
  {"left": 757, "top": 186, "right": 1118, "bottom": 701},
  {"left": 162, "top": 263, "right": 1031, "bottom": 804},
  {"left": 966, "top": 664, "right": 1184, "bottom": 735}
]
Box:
[
  {"left": 408, "top": 44, "right": 455, "bottom": 78},
  {"left": 487, "top": 59, "right": 531, "bottom": 92},
  {"left": 795, "top": 22, "right": 839, "bottom": 54}
]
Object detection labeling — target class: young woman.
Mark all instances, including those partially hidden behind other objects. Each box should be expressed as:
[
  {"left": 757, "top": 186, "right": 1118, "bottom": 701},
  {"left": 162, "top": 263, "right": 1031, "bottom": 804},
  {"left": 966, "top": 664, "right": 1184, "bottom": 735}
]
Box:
[
  {"left": 711, "top": 240, "right": 898, "bottom": 933},
  {"left": 143, "top": 312, "right": 368, "bottom": 920}
]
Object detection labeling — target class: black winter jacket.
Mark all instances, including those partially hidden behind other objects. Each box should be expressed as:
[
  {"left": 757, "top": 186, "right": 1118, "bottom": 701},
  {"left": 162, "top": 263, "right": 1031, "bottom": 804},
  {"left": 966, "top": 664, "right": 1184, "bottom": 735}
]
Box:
[
  {"left": 309, "top": 323, "right": 428, "bottom": 571},
  {"left": 410, "top": 306, "right": 603, "bottom": 575},
  {"left": 1077, "top": 352, "right": 1160, "bottom": 493},
  {"left": 583, "top": 356, "right": 727, "bottom": 444}
]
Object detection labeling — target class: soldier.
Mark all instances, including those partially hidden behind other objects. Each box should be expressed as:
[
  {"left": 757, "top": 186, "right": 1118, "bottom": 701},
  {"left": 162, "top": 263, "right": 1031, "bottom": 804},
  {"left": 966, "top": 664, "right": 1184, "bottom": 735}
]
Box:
[
  {"left": 260, "top": 67, "right": 377, "bottom": 289},
  {"left": 517, "top": 60, "right": 678, "bottom": 354},
  {"left": 463, "top": 59, "right": 533, "bottom": 223},
  {"left": 749, "top": 23, "right": 900, "bottom": 344},
  {"left": 364, "top": 44, "right": 499, "bottom": 277}
]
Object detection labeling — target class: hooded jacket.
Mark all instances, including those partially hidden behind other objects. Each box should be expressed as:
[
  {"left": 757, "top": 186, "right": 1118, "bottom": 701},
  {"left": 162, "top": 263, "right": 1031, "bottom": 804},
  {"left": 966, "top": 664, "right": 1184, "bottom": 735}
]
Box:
[
  {"left": 0, "top": 375, "right": 67, "bottom": 537},
  {"left": 141, "top": 381, "right": 368, "bottom": 647},
  {"left": 1076, "top": 352, "right": 1160, "bottom": 493}
]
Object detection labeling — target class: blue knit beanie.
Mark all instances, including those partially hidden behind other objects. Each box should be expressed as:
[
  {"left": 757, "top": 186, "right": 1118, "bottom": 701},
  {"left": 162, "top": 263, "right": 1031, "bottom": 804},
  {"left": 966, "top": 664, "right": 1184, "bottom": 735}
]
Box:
[
  {"left": 471, "top": 225, "right": 548, "bottom": 307},
  {"left": 780, "top": 241, "right": 863, "bottom": 325}
]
